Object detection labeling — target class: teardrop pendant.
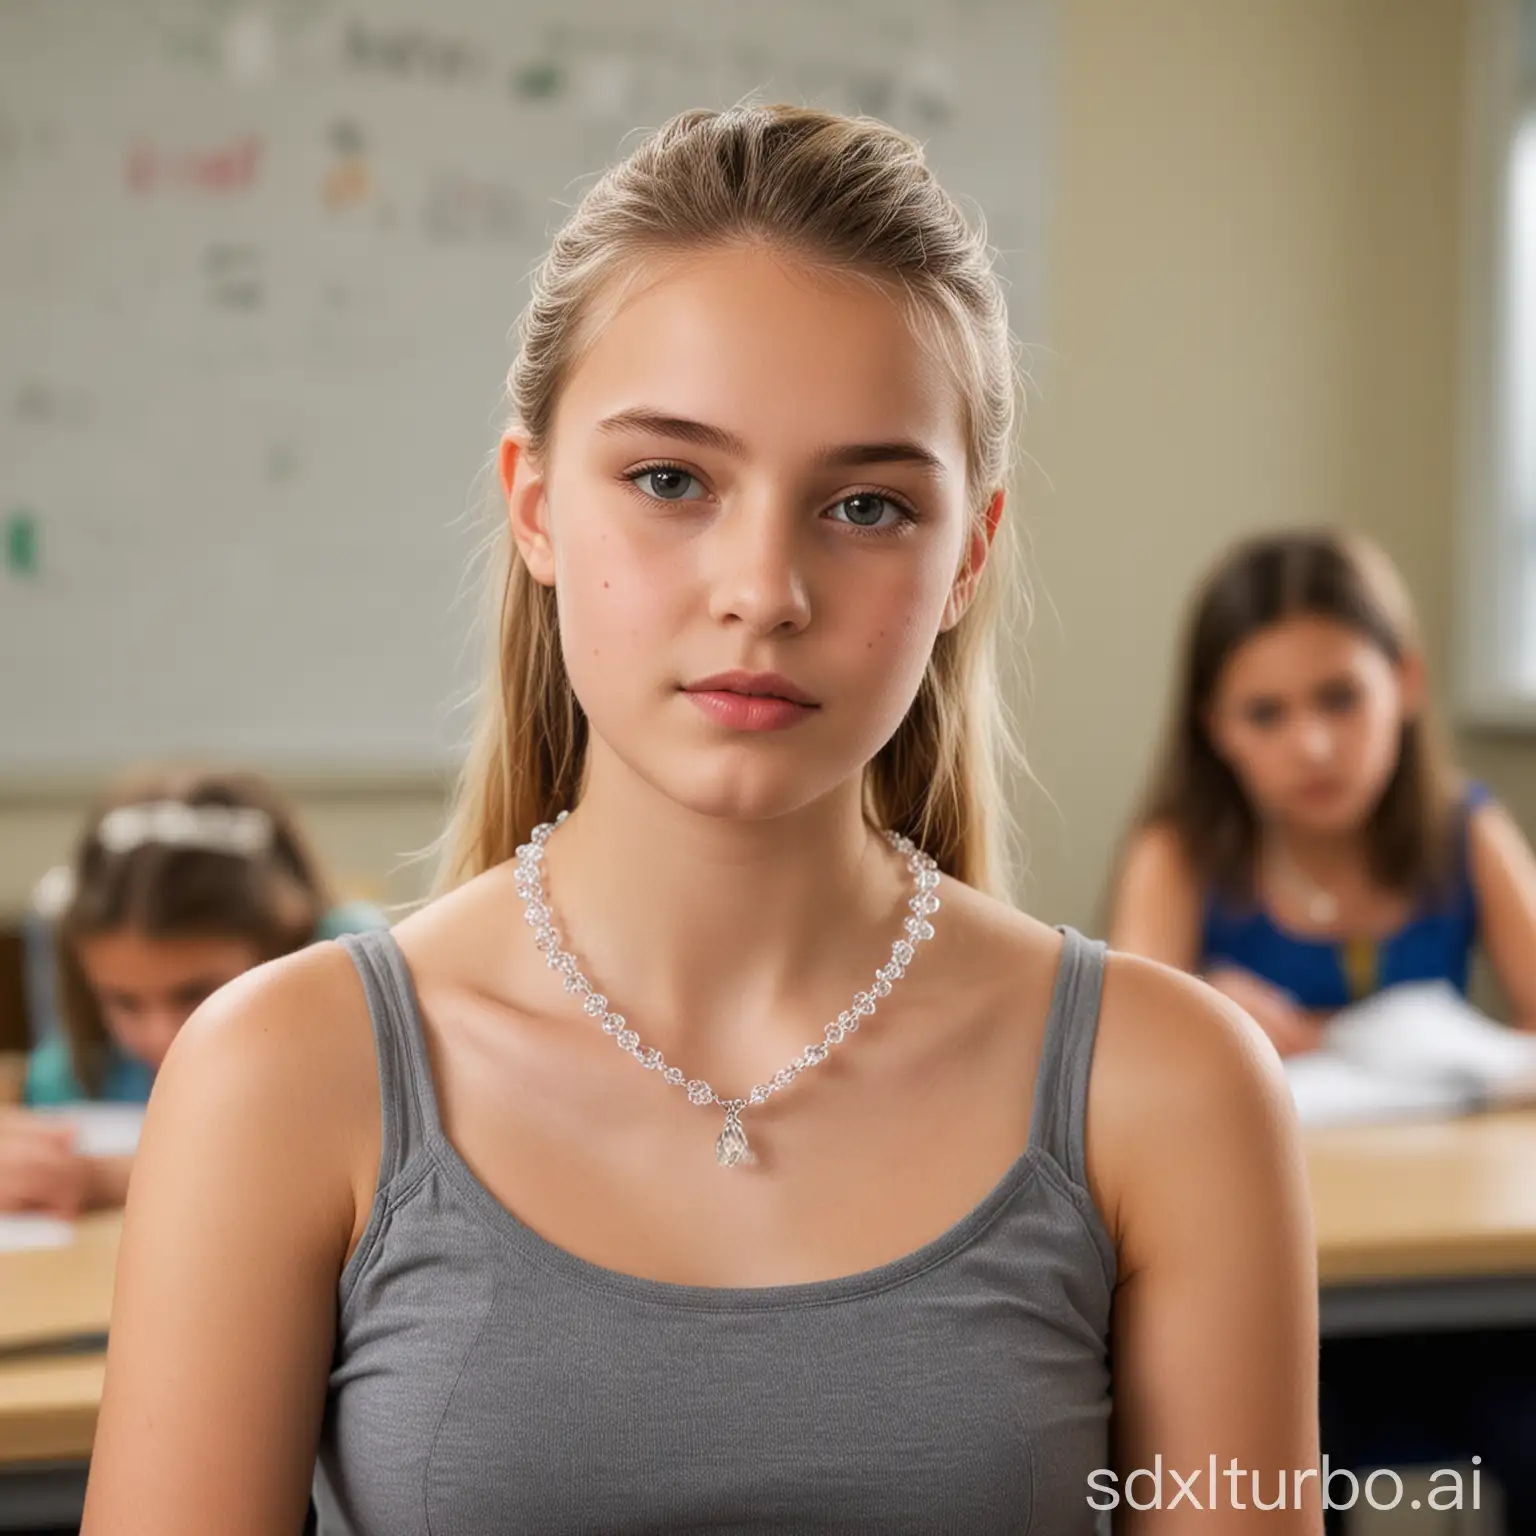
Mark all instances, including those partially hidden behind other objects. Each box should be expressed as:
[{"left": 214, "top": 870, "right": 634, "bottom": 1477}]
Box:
[{"left": 715, "top": 1107, "right": 755, "bottom": 1169}]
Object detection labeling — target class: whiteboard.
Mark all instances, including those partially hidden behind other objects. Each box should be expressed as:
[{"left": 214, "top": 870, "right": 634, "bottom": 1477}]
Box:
[{"left": 0, "top": 0, "right": 1056, "bottom": 781}]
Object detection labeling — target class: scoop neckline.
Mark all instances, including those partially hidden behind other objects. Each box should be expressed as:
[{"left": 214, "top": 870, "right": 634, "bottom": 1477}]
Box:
[
  {"left": 427, "top": 1120, "right": 1048, "bottom": 1310},
  {"left": 378, "top": 928, "right": 1077, "bottom": 1313},
  {"left": 1219, "top": 895, "right": 1435, "bottom": 951}
]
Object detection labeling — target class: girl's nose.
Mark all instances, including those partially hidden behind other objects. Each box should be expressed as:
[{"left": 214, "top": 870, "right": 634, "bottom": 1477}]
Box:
[
  {"left": 705, "top": 500, "right": 812, "bottom": 637},
  {"left": 1295, "top": 715, "right": 1336, "bottom": 765}
]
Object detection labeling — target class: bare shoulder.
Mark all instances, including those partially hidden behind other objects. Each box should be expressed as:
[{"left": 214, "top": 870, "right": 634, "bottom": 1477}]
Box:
[
  {"left": 163, "top": 939, "right": 377, "bottom": 1115},
  {"left": 1087, "top": 950, "right": 1306, "bottom": 1255},
  {"left": 1094, "top": 950, "right": 1286, "bottom": 1117},
  {"left": 1108, "top": 821, "right": 1205, "bottom": 965},
  {"left": 921, "top": 875, "right": 1068, "bottom": 1021},
  {"left": 1119, "top": 820, "right": 1196, "bottom": 882},
  {"left": 388, "top": 862, "right": 526, "bottom": 983},
  {"left": 1469, "top": 795, "right": 1536, "bottom": 869},
  {"left": 145, "top": 939, "right": 381, "bottom": 1249},
  {"left": 930, "top": 874, "right": 1064, "bottom": 961},
  {"left": 1112, "top": 822, "right": 1202, "bottom": 922},
  {"left": 932, "top": 883, "right": 1289, "bottom": 1144}
]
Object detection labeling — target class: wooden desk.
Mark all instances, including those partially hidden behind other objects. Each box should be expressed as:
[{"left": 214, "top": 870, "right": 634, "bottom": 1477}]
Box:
[
  {"left": 0, "top": 1210, "right": 119, "bottom": 1358},
  {"left": 1307, "top": 1108, "right": 1536, "bottom": 1336},
  {"left": 1, "top": 1212, "right": 117, "bottom": 1480}
]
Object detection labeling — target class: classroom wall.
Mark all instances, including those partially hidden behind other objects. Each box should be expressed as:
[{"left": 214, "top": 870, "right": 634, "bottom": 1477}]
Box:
[
  {"left": 1014, "top": 0, "right": 1476, "bottom": 928},
  {"left": 2, "top": 0, "right": 1515, "bottom": 933}
]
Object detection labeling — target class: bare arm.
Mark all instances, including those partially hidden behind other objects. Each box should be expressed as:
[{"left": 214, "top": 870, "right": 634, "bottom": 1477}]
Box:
[
  {"left": 1110, "top": 828, "right": 1323, "bottom": 1057},
  {"left": 1468, "top": 801, "right": 1536, "bottom": 1028},
  {"left": 1108, "top": 826, "right": 1203, "bottom": 971},
  {"left": 1091, "top": 956, "right": 1320, "bottom": 1532},
  {"left": 81, "top": 945, "right": 378, "bottom": 1536}
]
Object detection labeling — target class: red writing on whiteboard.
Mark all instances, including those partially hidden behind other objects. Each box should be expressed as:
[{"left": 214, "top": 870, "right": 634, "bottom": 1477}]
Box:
[{"left": 126, "top": 136, "right": 263, "bottom": 194}]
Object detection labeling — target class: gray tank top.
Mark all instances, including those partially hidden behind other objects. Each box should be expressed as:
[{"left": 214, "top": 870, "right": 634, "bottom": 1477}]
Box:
[{"left": 314, "top": 926, "right": 1115, "bottom": 1535}]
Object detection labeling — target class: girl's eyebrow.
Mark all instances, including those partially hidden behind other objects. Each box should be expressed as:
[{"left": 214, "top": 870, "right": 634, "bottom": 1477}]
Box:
[
  {"left": 597, "top": 408, "right": 743, "bottom": 455},
  {"left": 595, "top": 408, "right": 947, "bottom": 476}
]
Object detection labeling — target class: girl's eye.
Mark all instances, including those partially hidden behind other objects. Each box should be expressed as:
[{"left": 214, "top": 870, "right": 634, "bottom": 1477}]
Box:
[
  {"left": 629, "top": 466, "right": 705, "bottom": 502},
  {"left": 826, "top": 493, "right": 908, "bottom": 532},
  {"left": 1243, "top": 700, "right": 1284, "bottom": 729},
  {"left": 1317, "top": 683, "right": 1359, "bottom": 714}
]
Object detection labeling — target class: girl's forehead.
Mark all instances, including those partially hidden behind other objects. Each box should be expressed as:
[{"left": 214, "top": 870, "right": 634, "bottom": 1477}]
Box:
[
  {"left": 556, "top": 246, "right": 969, "bottom": 468},
  {"left": 1220, "top": 616, "right": 1386, "bottom": 689},
  {"left": 74, "top": 929, "right": 260, "bottom": 983}
]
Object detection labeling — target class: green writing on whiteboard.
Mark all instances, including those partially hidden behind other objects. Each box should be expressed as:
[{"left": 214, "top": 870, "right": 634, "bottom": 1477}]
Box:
[{"left": 5, "top": 511, "right": 39, "bottom": 576}]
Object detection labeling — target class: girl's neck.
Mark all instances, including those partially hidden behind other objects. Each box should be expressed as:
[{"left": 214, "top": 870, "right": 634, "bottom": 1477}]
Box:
[
  {"left": 1262, "top": 822, "right": 1371, "bottom": 892},
  {"left": 533, "top": 748, "right": 908, "bottom": 1059}
]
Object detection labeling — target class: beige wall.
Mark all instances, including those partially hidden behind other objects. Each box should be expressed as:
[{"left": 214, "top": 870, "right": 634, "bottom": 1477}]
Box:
[
  {"left": 4, "top": 0, "right": 1524, "bottom": 934},
  {"left": 1016, "top": 0, "right": 1482, "bottom": 929}
]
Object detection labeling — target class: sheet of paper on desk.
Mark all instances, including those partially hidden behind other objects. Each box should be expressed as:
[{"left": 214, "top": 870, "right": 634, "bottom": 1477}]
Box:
[
  {"left": 30, "top": 1103, "right": 145, "bottom": 1156},
  {"left": 1325, "top": 982, "right": 1536, "bottom": 1102},
  {"left": 0, "top": 1214, "right": 77, "bottom": 1251},
  {"left": 1286, "top": 982, "right": 1536, "bottom": 1128},
  {"left": 0, "top": 1107, "right": 144, "bottom": 1250},
  {"left": 1285, "top": 1052, "right": 1479, "bottom": 1129}
]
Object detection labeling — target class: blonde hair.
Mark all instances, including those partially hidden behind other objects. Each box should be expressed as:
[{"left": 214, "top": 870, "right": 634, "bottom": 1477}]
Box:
[{"left": 441, "top": 105, "right": 1025, "bottom": 895}]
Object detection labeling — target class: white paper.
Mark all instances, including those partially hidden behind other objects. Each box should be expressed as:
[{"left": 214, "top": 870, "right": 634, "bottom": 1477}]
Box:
[
  {"left": 1324, "top": 982, "right": 1536, "bottom": 1096},
  {"left": 0, "top": 1213, "right": 76, "bottom": 1252},
  {"left": 1284, "top": 1051, "right": 1479, "bottom": 1129},
  {"left": 1284, "top": 983, "right": 1536, "bottom": 1127},
  {"left": 29, "top": 1103, "right": 145, "bottom": 1158}
]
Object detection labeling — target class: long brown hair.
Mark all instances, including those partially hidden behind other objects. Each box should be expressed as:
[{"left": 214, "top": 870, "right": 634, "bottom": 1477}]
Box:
[
  {"left": 1137, "top": 530, "right": 1459, "bottom": 899},
  {"left": 57, "top": 765, "right": 331, "bottom": 1095},
  {"left": 438, "top": 105, "right": 1027, "bottom": 897}
]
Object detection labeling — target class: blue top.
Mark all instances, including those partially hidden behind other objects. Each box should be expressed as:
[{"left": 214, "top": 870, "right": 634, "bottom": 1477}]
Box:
[
  {"left": 23, "top": 902, "right": 388, "bottom": 1107},
  {"left": 1200, "top": 785, "right": 1488, "bottom": 1011}
]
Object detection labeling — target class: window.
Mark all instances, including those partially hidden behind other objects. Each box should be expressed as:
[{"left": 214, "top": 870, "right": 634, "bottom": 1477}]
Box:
[{"left": 1457, "top": 0, "right": 1536, "bottom": 720}]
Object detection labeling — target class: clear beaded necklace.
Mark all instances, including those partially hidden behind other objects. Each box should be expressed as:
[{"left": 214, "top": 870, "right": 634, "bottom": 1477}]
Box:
[{"left": 512, "top": 812, "right": 941, "bottom": 1168}]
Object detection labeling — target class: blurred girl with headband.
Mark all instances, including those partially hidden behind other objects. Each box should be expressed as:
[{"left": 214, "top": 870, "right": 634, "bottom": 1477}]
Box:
[{"left": 0, "top": 766, "right": 382, "bottom": 1215}]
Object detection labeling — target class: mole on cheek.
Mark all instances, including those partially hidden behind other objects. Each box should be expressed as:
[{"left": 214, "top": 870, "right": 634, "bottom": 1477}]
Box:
[{"left": 603, "top": 581, "right": 610, "bottom": 590}]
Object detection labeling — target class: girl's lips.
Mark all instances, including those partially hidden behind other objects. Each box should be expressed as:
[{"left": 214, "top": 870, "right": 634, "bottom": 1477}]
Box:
[
  {"left": 1294, "top": 779, "right": 1347, "bottom": 803},
  {"left": 682, "top": 689, "right": 818, "bottom": 732}
]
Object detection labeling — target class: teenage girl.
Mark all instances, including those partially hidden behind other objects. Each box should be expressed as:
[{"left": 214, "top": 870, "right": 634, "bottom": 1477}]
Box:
[
  {"left": 84, "top": 108, "right": 1320, "bottom": 1534},
  {"left": 1110, "top": 530, "right": 1536, "bottom": 1530},
  {"left": 1110, "top": 530, "right": 1536, "bottom": 1050},
  {"left": 0, "top": 766, "right": 382, "bottom": 1215}
]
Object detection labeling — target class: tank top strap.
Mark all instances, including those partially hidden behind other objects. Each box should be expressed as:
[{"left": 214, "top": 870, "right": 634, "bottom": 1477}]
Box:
[
  {"left": 1026, "top": 926, "right": 1108, "bottom": 1186},
  {"left": 337, "top": 928, "right": 441, "bottom": 1188}
]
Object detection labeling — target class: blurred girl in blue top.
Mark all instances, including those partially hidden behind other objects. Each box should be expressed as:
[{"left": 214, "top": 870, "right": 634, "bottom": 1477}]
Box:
[
  {"left": 1110, "top": 529, "right": 1536, "bottom": 1531},
  {"left": 0, "top": 765, "right": 382, "bottom": 1215},
  {"left": 1111, "top": 529, "right": 1536, "bottom": 1052}
]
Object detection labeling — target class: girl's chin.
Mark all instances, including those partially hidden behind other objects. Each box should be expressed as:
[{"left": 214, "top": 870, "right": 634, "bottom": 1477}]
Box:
[{"left": 1276, "top": 797, "right": 1374, "bottom": 837}]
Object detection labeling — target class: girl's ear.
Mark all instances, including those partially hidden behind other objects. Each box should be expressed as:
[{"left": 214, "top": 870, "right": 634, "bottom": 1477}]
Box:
[
  {"left": 501, "top": 432, "right": 555, "bottom": 587},
  {"left": 940, "top": 490, "right": 1004, "bottom": 633}
]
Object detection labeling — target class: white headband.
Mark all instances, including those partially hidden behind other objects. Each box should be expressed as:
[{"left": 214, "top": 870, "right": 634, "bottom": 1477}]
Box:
[{"left": 96, "top": 801, "right": 274, "bottom": 859}]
